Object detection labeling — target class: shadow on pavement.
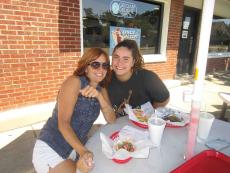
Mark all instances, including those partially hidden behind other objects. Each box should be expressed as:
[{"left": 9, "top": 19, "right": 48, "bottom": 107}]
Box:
[
  {"left": 211, "top": 104, "right": 230, "bottom": 121},
  {"left": 206, "top": 71, "right": 230, "bottom": 86},
  {"left": 0, "top": 130, "right": 40, "bottom": 173},
  {"left": 0, "top": 124, "right": 102, "bottom": 173}
]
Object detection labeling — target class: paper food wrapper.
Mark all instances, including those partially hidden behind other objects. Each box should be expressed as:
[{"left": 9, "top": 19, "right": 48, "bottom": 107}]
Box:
[
  {"left": 155, "top": 107, "right": 190, "bottom": 127},
  {"left": 100, "top": 125, "right": 153, "bottom": 160},
  {"left": 124, "top": 102, "right": 155, "bottom": 124}
]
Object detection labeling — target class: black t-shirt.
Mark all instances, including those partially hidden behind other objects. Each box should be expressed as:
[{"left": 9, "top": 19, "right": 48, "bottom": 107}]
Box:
[{"left": 108, "top": 68, "right": 170, "bottom": 116}]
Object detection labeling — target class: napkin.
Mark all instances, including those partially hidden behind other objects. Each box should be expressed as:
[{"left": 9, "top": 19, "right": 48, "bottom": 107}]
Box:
[
  {"left": 124, "top": 102, "right": 155, "bottom": 123},
  {"left": 100, "top": 125, "right": 153, "bottom": 160},
  {"left": 141, "top": 102, "right": 155, "bottom": 116},
  {"left": 124, "top": 104, "right": 136, "bottom": 121}
]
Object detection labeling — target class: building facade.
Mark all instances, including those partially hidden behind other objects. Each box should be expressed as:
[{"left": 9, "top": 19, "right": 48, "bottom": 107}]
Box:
[{"left": 0, "top": 0, "right": 229, "bottom": 112}]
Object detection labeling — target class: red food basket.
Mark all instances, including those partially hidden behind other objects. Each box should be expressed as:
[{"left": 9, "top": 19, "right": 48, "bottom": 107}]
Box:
[
  {"left": 110, "top": 131, "right": 132, "bottom": 164},
  {"left": 170, "top": 150, "right": 230, "bottom": 173},
  {"left": 131, "top": 120, "right": 148, "bottom": 129}
]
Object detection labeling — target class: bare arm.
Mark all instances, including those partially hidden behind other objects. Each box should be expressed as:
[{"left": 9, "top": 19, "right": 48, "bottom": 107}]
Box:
[
  {"left": 58, "top": 76, "right": 94, "bottom": 172},
  {"left": 152, "top": 97, "right": 170, "bottom": 109},
  {"left": 57, "top": 76, "right": 88, "bottom": 156},
  {"left": 98, "top": 88, "right": 116, "bottom": 123},
  {"left": 80, "top": 86, "right": 116, "bottom": 123}
]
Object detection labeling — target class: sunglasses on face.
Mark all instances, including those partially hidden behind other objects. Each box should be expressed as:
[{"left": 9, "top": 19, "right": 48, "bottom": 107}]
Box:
[{"left": 88, "top": 61, "right": 110, "bottom": 70}]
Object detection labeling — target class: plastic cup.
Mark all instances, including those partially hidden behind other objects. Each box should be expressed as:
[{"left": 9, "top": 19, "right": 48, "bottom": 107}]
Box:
[
  {"left": 148, "top": 117, "right": 166, "bottom": 147},
  {"left": 197, "top": 112, "right": 215, "bottom": 143},
  {"left": 183, "top": 90, "right": 193, "bottom": 102}
]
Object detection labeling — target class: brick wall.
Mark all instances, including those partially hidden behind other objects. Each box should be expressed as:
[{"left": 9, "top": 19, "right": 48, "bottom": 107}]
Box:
[
  {"left": 0, "top": 0, "right": 81, "bottom": 111},
  {"left": 206, "top": 58, "right": 230, "bottom": 73},
  {"left": 144, "top": 0, "right": 184, "bottom": 79},
  {"left": 0, "top": 0, "right": 184, "bottom": 112}
]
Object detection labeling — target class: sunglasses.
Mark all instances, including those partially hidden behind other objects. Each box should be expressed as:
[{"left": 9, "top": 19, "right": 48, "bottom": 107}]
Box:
[{"left": 88, "top": 61, "right": 110, "bottom": 70}]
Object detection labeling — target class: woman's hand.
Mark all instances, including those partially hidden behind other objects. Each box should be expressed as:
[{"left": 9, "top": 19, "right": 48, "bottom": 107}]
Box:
[
  {"left": 77, "top": 150, "right": 94, "bottom": 173},
  {"left": 80, "top": 85, "right": 100, "bottom": 98}
]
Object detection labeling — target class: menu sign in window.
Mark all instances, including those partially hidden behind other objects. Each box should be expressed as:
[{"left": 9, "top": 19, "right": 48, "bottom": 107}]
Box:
[{"left": 110, "top": 26, "right": 141, "bottom": 54}]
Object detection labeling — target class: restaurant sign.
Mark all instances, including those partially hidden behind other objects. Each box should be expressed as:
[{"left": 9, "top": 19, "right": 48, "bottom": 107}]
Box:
[{"left": 110, "top": 0, "right": 137, "bottom": 18}]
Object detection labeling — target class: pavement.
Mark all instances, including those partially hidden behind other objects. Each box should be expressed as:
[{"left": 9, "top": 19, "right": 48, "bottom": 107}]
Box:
[{"left": 0, "top": 71, "right": 229, "bottom": 173}]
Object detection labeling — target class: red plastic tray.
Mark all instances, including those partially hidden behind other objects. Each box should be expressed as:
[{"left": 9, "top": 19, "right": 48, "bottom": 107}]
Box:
[
  {"left": 110, "top": 131, "right": 132, "bottom": 164},
  {"left": 131, "top": 120, "right": 148, "bottom": 129},
  {"left": 170, "top": 150, "right": 230, "bottom": 173},
  {"left": 166, "top": 122, "right": 189, "bottom": 128},
  {"left": 131, "top": 119, "right": 188, "bottom": 129}
]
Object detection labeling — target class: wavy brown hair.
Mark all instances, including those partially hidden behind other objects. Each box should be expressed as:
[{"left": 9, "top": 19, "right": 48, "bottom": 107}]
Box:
[
  {"left": 112, "top": 39, "right": 144, "bottom": 71},
  {"left": 73, "top": 48, "right": 111, "bottom": 87}
]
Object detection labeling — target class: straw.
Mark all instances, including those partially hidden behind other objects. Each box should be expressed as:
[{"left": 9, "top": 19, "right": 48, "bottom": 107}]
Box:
[{"left": 153, "top": 108, "right": 158, "bottom": 124}]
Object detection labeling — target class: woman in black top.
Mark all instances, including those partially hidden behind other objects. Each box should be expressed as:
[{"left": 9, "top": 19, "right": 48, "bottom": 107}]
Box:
[{"left": 108, "top": 39, "right": 170, "bottom": 117}]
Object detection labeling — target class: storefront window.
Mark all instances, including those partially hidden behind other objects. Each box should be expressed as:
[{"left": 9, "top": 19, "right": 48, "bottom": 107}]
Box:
[
  {"left": 209, "top": 18, "right": 230, "bottom": 58},
  {"left": 82, "top": 0, "right": 162, "bottom": 56}
]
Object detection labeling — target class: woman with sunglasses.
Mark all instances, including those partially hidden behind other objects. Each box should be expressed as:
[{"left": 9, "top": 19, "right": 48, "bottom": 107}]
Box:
[
  {"left": 33, "top": 48, "right": 116, "bottom": 173},
  {"left": 108, "top": 39, "right": 170, "bottom": 117}
]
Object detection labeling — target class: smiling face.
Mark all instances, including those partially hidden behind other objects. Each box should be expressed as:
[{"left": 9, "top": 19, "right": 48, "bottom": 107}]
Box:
[
  {"left": 74, "top": 48, "right": 111, "bottom": 87},
  {"left": 112, "top": 47, "right": 134, "bottom": 81},
  {"left": 85, "top": 54, "right": 109, "bottom": 87}
]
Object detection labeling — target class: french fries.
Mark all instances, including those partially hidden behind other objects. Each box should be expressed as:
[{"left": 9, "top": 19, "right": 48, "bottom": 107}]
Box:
[{"left": 133, "top": 109, "right": 149, "bottom": 123}]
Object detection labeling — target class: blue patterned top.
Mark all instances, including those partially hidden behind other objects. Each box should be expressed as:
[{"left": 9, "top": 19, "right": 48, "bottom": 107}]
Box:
[{"left": 38, "top": 76, "right": 101, "bottom": 160}]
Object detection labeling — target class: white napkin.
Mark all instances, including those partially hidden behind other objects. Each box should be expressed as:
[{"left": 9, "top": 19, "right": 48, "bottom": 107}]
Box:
[
  {"left": 124, "top": 104, "right": 137, "bottom": 122},
  {"left": 100, "top": 133, "right": 114, "bottom": 159},
  {"left": 100, "top": 125, "right": 153, "bottom": 160},
  {"left": 141, "top": 102, "right": 155, "bottom": 116},
  {"left": 124, "top": 102, "right": 154, "bottom": 123}
]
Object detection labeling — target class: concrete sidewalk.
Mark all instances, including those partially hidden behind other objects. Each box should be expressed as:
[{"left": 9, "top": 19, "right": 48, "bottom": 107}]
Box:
[{"left": 0, "top": 72, "right": 229, "bottom": 173}]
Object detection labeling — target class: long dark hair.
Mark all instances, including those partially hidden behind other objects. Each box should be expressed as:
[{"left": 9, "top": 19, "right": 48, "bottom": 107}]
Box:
[
  {"left": 73, "top": 48, "right": 111, "bottom": 87},
  {"left": 112, "top": 39, "right": 144, "bottom": 71}
]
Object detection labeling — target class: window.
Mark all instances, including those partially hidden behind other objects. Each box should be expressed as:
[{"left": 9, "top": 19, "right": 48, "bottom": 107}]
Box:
[
  {"left": 208, "top": 18, "right": 230, "bottom": 58},
  {"left": 81, "top": 0, "right": 171, "bottom": 62}
]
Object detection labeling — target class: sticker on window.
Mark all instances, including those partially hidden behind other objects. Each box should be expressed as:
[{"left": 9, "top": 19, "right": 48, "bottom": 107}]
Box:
[{"left": 110, "top": 0, "right": 137, "bottom": 18}]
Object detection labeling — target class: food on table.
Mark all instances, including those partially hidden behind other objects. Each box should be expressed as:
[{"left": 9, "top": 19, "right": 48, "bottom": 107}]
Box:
[
  {"left": 133, "top": 109, "right": 149, "bottom": 123},
  {"left": 163, "top": 114, "right": 182, "bottom": 122},
  {"left": 114, "top": 141, "right": 135, "bottom": 152}
]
